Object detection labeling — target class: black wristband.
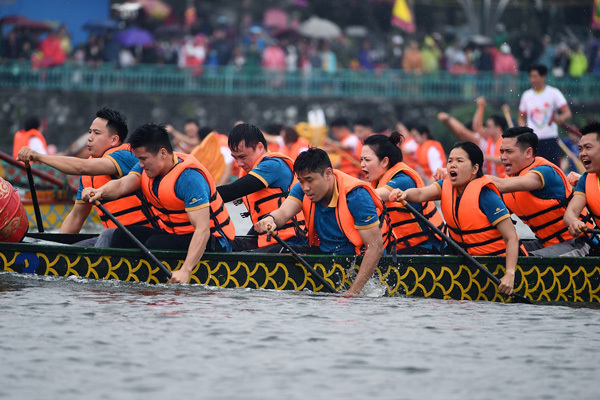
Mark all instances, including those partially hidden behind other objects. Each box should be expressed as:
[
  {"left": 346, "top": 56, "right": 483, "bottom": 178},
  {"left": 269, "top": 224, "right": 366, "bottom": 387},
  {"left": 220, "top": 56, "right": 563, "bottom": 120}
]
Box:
[{"left": 263, "top": 213, "right": 277, "bottom": 229}]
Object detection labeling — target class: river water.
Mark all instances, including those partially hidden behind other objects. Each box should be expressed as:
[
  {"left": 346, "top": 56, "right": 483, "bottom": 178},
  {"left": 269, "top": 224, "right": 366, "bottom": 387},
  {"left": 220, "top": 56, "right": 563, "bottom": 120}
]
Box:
[{"left": 1, "top": 271, "right": 598, "bottom": 400}]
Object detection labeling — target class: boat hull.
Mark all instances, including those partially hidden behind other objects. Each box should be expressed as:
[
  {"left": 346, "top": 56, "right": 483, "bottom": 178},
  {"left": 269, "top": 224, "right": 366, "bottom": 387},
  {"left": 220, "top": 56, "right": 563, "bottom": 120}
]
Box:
[
  {"left": 1, "top": 237, "right": 599, "bottom": 304},
  {"left": 22, "top": 200, "right": 101, "bottom": 230}
]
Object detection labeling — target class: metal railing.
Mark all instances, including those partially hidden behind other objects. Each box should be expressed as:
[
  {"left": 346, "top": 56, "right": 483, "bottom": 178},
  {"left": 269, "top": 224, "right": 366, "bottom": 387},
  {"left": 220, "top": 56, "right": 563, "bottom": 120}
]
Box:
[{"left": 1, "top": 61, "right": 599, "bottom": 101}]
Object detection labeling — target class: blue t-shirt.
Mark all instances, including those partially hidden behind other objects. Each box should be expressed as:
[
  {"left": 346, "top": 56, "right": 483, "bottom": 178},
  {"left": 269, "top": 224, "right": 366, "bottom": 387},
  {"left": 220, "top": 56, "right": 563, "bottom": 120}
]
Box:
[
  {"left": 77, "top": 148, "right": 139, "bottom": 201},
  {"left": 290, "top": 182, "right": 379, "bottom": 254},
  {"left": 528, "top": 165, "right": 567, "bottom": 201},
  {"left": 249, "top": 157, "right": 294, "bottom": 192},
  {"left": 574, "top": 172, "right": 588, "bottom": 196},
  {"left": 435, "top": 179, "right": 510, "bottom": 226},
  {"left": 132, "top": 158, "right": 231, "bottom": 251}
]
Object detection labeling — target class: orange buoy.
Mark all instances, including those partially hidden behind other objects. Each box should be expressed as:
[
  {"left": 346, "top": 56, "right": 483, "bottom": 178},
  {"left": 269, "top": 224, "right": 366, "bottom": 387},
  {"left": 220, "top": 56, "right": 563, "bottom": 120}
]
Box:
[{"left": 0, "top": 177, "right": 29, "bottom": 242}]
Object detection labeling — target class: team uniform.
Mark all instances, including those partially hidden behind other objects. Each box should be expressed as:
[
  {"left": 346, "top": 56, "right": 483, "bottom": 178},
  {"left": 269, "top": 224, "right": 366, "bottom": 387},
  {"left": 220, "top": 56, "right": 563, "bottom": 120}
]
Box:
[
  {"left": 373, "top": 162, "right": 444, "bottom": 254},
  {"left": 416, "top": 140, "right": 446, "bottom": 180},
  {"left": 436, "top": 177, "right": 513, "bottom": 256},
  {"left": 13, "top": 128, "right": 47, "bottom": 158},
  {"left": 289, "top": 170, "right": 387, "bottom": 255}
]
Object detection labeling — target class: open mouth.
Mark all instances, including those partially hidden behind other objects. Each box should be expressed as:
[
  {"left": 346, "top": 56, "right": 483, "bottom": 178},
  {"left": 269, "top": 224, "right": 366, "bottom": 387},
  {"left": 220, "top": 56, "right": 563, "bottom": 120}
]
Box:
[
  {"left": 449, "top": 170, "right": 458, "bottom": 178},
  {"left": 582, "top": 159, "right": 592, "bottom": 167}
]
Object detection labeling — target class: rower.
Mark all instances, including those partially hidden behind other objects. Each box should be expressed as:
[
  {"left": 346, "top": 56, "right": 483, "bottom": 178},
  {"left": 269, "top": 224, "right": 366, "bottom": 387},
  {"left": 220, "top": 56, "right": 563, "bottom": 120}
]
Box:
[
  {"left": 492, "top": 126, "right": 593, "bottom": 257},
  {"left": 410, "top": 124, "right": 446, "bottom": 184},
  {"left": 217, "top": 123, "right": 306, "bottom": 252},
  {"left": 392, "top": 142, "right": 520, "bottom": 295},
  {"left": 564, "top": 122, "right": 600, "bottom": 256},
  {"left": 360, "top": 131, "right": 445, "bottom": 254},
  {"left": 254, "top": 147, "right": 387, "bottom": 295},
  {"left": 17, "top": 107, "right": 151, "bottom": 247},
  {"left": 83, "top": 123, "right": 235, "bottom": 283}
]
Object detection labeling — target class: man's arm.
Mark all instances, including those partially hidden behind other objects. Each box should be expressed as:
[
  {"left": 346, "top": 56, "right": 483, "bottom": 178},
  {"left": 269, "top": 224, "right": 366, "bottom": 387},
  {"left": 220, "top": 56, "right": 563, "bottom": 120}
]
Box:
[
  {"left": 18, "top": 146, "right": 118, "bottom": 176},
  {"left": 217, "top": 174, "right": 266, "bottom": 203},
  {"left": 169, "top": 207, "right": 211, "bottom": 283},
  {"left": 489, "top": 172, "right": 543, "bottom": 193},
  {"left": 471, "top": 97, "right": 486, "bottom": 135},
  {"left": 60, "top": 202, "right": 93, "bottom": 233},
  {"left": 564, "top": 194, "right": 587, "bottom": 237},
  {"left": 437, "top": 112, "right": 480, "bottom": 144},
  {"left": 517, "top": 111, "right": 527, "bottom": 127},
  {"left": 254, "top": 197, "right": 302, "bottom": 235},
  {"left": 346, "top": 225, "right": 383, "bottom": 295},
  {"left": 84, "top": 173, "right": 141, "bottom": 203},
  {"left": 554, "top": 104, "right": 572, "bottom": 125}
]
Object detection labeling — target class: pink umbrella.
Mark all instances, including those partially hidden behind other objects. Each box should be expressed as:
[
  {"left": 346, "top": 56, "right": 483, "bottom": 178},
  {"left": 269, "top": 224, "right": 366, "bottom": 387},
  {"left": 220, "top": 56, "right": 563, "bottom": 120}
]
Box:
[{"left": 263, "top": 8, "right": 288, "bottom": 29}]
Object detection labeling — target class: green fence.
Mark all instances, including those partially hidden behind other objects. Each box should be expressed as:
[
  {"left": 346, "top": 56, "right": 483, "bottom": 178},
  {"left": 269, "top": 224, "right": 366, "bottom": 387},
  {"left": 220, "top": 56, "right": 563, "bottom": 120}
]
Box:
[{"left": 1, "top": 61, "right": 599, "bottom": 101}]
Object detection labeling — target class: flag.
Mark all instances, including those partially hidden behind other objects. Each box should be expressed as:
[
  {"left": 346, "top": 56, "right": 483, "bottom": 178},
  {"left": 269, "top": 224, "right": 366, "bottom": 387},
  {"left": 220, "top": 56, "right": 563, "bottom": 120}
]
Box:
[
  {"left": 593, "top": 0, "right": 600, "bottom": 29},
  {"left": 185, "top": 0, "right": 197, "bottom": 28},
  {"left": 391, "top": 0, "right": 415, "bottom": 33}
]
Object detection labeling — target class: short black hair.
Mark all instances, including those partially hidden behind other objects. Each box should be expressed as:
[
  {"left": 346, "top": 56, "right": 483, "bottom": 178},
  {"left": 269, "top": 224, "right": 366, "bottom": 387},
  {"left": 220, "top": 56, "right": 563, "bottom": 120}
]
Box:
[
  {"left": 198, "top": 126, "right": 213, "bottom": 141},
  {"left": 228, "top": 123, "right": 267, "bottom": 152},
  {"left": 183, "top": 118, "right": 199, "bottom": 128},
  {"left": 262, "top": 122, "right": 283, "bottom": 136},
  {"left": 293, "top": 147, "right": 332, "bottom": 176},
  {"left": 330, "top": 118, "right": 349, "bottom": 128},
  {"left": 416, "top": 124, "right": 431, "bottom": 139},
  {"left": 354, "top": 117, "right": 372, "bottom": 128},
  {"left": 502, "top": 126, "right": 538, "bottom": 155},
  {"left": 129, "top": 123, "right": 173, "bottom": 154},
  {"left": 23, "top": 116, "right": 41, "bottom": 131},
  {"left": 96, "top": 107, "right": 128, "bottom": 143},
  {"left": 579, "top": 122, "right": 600, "bottom": 140},
  {"left": 528, "top": 64, "right": 548, "bottom": 76},
  {"left": 488, "top": 115, "right": 507, "bottom": 131}
]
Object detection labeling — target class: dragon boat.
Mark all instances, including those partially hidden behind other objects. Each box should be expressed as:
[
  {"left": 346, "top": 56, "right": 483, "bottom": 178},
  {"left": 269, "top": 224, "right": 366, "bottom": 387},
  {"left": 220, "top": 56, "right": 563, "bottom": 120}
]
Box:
[
  {"left": 21, "top": 194, "right": 101, "bottom": 231},
  {"left": 1, "top": 233, "right": 599, "bottom": 304}
]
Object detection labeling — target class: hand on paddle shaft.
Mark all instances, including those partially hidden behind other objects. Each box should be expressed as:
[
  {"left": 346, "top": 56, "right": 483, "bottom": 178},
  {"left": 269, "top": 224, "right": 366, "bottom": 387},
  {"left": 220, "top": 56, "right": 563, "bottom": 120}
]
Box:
[
  {"left": 24, "top": 160, "right": 44, "bottom": 232},
  {"left": 266, "top": 225, "right": 338, "bottom": 294},
  {"left": 390, "top": 190, "right": 531, "bottom": 303}
]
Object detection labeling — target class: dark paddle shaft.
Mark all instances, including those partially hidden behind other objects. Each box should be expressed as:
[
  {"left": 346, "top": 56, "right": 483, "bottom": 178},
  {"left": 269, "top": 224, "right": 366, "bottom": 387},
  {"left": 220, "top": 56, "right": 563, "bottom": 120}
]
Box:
[
  {"left": 401, "top": 200, "right": 531, "bottom": 304},
  {"left": 268, "top": 231, "right": 337, "bottom": 293},
  {"left": 94, "top": 201, "right": 172, "bottom": 279},
  {"left": 584, "top": 228, "right": 600, "bottom": 235},
  {"left": 25, "top": 162, "right": 44, "bottom": 233}
]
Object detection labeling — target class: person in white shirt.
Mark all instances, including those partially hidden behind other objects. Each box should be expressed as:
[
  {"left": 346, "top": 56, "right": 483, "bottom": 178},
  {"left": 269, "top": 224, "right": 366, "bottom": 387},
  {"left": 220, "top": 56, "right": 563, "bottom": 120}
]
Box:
[{"left": 518, "top": 64, "right": 572, "bottom": 167}]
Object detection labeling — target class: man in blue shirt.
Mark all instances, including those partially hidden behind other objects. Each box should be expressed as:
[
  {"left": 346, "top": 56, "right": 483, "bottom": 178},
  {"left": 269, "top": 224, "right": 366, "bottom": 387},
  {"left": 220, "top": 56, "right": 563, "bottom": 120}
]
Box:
[{"left": 255, "top": 148, "right": 385, "bottom": 295}]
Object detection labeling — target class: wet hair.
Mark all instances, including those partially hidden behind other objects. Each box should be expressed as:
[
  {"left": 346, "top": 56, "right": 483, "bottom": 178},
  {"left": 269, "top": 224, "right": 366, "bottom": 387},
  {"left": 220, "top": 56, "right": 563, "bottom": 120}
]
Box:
[
  {"left": 452, "top": 141, "right": 484, "bottom": 178},
  {"left": 198, "top": 126, "right": 213, "bottom": 141},
  {"left": 502, "top": 126, "right": 538, "bottom": 155},
  {"left": 129, "top": 123, "right": 173, "bottom": 154},
  {"left": 228, "top": 123, "right": 267, "bottom": 152},
  {"left": 23, "top": 116, "right": 41, "bottom": 131},
  {"left": 363, "top": 131, "right": 404, "bottom": 167},
  {"left": 488, "top": 115, "right": 507, "bottom": 131},
  {"left": 354, "top": 117, "right": 372, "bottom": 128},
  {"left": 330, "top": 117, "right": 349, "bottom": 128},
  {"left": 579, "top": 122, "right": 600, "bottom": 141},
  {"left": 262, "top": 122, "right": 283, "bottom": 136},
  {"left": 96, "top": 107, "right": 128, "bottom": 143},
  {"left": 294, "top": 147, "right": 332, "bottom": 176},
  {"left": 282, "top": 126, "right": 299, "bottom": 144},
  {"left": 528, "top": 64, "right": 548, "bottom": 76}
]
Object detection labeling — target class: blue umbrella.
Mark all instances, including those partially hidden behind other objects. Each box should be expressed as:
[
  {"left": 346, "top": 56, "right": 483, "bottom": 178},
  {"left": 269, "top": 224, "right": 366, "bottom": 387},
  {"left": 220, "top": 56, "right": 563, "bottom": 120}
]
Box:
[
  {"left": 116, "top": 27, "right": 154, "bottom": 47},
  {"left": 83, "top": 19, "right": 120, "bottom": 32}
]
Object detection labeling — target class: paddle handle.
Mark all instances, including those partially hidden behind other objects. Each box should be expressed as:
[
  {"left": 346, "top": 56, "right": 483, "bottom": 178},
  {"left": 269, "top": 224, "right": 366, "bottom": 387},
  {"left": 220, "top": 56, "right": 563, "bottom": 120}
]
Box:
[
  {"left": 396, "top": 194, "right": 531, "bottom": 303},
  {"left": 25, "top": 161, "right": 44, "bottom": 233},
  {"left": 93, "top": 200, "right": 172, "bottom": 279},
  {"left": 0, "top": 151, "right": 74, "bottom": 190},
  {"left": 267, "top": 227, "right": 337, "bottom": 293}
]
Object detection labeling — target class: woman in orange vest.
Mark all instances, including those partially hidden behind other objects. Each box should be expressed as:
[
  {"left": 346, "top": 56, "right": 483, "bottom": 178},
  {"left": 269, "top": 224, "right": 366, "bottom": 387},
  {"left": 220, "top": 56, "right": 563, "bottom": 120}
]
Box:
[
  {"left": 393, "top": 141, "right": 520, "bottom": 295},
  {"left": 361, "top": 131, "right": 444, "bottom": 254}
]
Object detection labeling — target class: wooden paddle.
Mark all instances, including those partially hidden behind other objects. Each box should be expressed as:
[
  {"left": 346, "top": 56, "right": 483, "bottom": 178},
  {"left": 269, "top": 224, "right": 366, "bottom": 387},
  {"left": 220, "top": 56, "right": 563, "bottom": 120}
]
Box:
[
  {"left": 24, "top": 161, "right": 44, "bottom": 233},
  {"left": 398, "top": 197, "right": 532, "bottom": 304},
  {"left": 267, "top": 226, "right": 337, "bottom": 293},
  {"left": 93, "top": 200, "right": 172, "bottom": 280}
]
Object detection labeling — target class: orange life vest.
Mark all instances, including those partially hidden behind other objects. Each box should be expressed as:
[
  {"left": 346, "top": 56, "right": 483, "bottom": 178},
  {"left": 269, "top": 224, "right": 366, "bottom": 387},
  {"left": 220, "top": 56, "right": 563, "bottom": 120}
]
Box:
[
  {"left": 373, "top": 162, "right": 445, "bottom": 250},
  {"left": 284, "top": 136, "right": 311, "bottom": 161},
  {"left": 484, "top": 136, "right": 506, "bottom": 178},
  {"left": 502, "top": 157, "right": 589, "bottom": 247},
  {"left": 416, "top": 140, "right": 446, "bottom": 179},
  {"left": 81, "top": 144, "right": 151, "bottom": 229},
  {"left": 140, "top": 152, "right": 235, "bottom": 240},
  {"left": 401, "top": 136, "right": 418, "bottom": 170},
  {"left": 239, "top": 152, "right": 306, "bottom": 248},
  {"left": 441, "top": 176, "right": 507, "bottom": 256},
  {"left": 338, "top": 133, "right": 362, "bottom": 178},
  {"left": 585, "top": 172, "right": 600, "bottom": 227},
  {"left": 302, "top": 169, "right": 390, "bottom": 255},
  {"left": 219, "top": 133, "right": 240, "bottom": 178},
  {"left": 13, "top": 129, "right": 47, "bottom": 158}
]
